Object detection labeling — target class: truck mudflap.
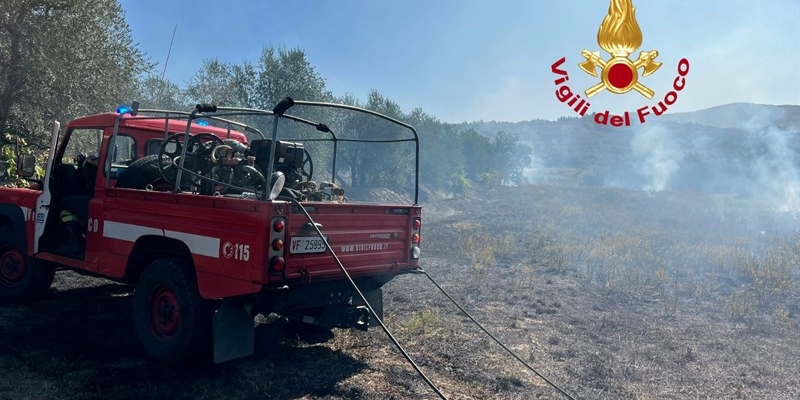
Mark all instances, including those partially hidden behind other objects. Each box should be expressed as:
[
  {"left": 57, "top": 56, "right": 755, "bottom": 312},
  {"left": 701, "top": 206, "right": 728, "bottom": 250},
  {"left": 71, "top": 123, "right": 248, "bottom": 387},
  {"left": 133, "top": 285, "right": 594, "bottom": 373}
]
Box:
[{"left": 213, "top": 297, "right": 255, "bottom": 363}]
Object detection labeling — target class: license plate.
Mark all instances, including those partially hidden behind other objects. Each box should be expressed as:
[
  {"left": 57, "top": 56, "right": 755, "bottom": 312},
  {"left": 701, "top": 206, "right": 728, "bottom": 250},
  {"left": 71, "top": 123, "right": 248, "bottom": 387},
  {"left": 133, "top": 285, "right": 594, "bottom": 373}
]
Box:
[{"left": 289, "top": 236, "right": 328, "bottom": 254}]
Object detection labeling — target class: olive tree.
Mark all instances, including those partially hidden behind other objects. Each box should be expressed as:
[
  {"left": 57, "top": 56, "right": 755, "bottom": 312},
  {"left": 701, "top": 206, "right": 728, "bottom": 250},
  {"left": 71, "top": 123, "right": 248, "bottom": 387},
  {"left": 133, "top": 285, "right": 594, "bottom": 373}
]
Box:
[{"left": 0, "top": 0, "right": 150, "bottom": 148}]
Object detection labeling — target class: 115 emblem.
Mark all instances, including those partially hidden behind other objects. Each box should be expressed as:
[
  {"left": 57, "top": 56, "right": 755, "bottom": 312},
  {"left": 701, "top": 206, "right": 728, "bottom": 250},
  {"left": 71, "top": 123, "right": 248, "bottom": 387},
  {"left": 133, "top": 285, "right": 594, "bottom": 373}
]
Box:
[{"left": 222, "top": 241, "right": 250, "bottom": 261}]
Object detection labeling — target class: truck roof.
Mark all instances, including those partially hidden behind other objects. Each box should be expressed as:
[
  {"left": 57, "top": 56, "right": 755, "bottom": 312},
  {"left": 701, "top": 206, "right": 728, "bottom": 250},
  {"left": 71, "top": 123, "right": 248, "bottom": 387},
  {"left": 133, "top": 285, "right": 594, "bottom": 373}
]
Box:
[{"left": 68, "top": 112, "right": 249, "bottom": 143}]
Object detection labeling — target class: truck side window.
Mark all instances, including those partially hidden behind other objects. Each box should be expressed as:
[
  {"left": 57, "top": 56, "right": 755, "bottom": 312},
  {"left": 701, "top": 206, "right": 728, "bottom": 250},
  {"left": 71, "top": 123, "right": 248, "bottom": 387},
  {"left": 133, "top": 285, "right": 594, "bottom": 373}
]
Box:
[
  {"left": 147, "top": 138, "right": 163, "bottom": 156},
  {"left": 61, "top": 129, "right": 102, "bottom": 165},
  {"left": 110, "top": 135, "right": 136, "bottom": 165}
]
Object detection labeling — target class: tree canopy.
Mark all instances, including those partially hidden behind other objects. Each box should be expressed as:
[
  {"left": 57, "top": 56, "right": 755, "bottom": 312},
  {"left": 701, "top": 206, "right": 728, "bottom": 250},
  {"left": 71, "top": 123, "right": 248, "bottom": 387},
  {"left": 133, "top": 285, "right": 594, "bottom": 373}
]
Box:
[
  {"left": 0, "top": 0, "right": 150, "bottom": 147},
  {"left": 0, "top": 0, "right": 533, "bottom": 193}
]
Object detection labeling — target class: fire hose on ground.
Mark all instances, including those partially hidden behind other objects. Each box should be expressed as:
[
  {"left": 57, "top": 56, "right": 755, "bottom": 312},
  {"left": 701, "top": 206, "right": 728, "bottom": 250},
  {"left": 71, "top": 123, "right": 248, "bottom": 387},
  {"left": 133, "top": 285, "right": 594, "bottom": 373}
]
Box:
[{"left": 290, "top": 198, "right": 577, "bottom": 400}]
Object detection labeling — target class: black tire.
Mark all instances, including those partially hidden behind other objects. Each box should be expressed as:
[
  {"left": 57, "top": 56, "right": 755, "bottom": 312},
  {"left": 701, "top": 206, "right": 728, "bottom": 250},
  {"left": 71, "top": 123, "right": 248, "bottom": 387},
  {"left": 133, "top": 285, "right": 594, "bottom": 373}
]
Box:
[
  {"left": 133, "top": 258, "right": 211, "bottom": 365},
  {"left": 116, "top": 155, "right": 175, "bottom": 190},
  {"left": 0, "top": 244, "right": 55, "bottom": 301}
]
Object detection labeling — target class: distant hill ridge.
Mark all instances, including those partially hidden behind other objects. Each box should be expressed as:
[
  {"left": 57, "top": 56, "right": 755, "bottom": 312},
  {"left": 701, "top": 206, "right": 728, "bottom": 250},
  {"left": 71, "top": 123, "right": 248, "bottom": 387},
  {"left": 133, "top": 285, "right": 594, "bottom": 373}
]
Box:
[
  {"left": 460, "top": 103, "right": 799, "bottom": 135},
  {"left": 660, "top": 103, "right": 799, "bottom": 130},
  {"left": 456, "top": 103, "right": 800, "bottom": 210}
]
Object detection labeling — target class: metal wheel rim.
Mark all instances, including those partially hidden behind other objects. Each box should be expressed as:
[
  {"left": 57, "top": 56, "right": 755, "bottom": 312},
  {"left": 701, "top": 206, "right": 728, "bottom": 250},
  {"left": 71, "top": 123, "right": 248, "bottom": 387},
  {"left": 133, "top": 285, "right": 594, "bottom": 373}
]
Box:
[
  {"left": 150, "top": 285, "right": 181, "bottom": 339},
  {"left": 0, "top": 249, "right": 26, "bottom": 287}
]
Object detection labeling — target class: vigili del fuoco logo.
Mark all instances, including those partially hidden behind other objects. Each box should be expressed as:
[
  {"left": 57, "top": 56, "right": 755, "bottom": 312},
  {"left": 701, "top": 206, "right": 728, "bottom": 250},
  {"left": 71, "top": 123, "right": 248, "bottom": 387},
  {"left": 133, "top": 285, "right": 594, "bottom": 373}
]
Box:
[{"left": 550, "top": 0, "right": 690, "bottom": 127}]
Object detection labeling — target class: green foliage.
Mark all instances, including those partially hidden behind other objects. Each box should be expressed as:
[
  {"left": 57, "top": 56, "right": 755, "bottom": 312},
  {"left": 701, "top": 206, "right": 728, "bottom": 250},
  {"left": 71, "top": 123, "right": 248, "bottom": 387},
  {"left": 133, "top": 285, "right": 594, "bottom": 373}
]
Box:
[
  {"left": 0, "top": 0, "right": 534, "bottom": 194},
  {"left": 403, "top": 307, "right": 447, "bottom": 336},
  {"left": 0, "top": 0, "right": 151, "bottom": 148},
  {"left": 253, "top": 46, "right": 332, "bottom": 109},
  {"left": 491, "top": 131, "right": 532, "bottom": 185},
  {"left": 347, "top": 90, "right": 413, "bottom": 188},
  {"left": 1, "top": 143, "right": 17, "bottom": 179},
  {"left": 459, "top": 129, "right": 493, "bottom": 182},
  {"left": 1, "top": 135, "right": 46, "bottom": 185},
  {"left": 449, "top": 169, "right": 471, "bottom": 198},
  {"left": 179, "top": 46, "right": 332, "bottom": 112},
  {"left": 409, "top": 108, "right": 463, "bottom": 189},
  {"left": 454, "top": 129, "right": 532, "bottom": 188},
  {"left": 479, "top": 171, "right": 498, "bottom": 187},
  {"left": 135, "top": 75, "right": 189, "bottom": 111}
]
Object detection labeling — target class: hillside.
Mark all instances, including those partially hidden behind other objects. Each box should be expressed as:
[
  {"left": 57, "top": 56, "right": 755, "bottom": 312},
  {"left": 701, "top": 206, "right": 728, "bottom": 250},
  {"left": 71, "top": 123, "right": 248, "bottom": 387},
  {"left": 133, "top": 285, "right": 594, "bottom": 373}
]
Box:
[
  {"left": 459, "top": 103, "right": 800, "bottom": 213},
  {"left": 463, "top": 103, "right": 800, "bottom": 136},
  {"left": 660, "top": 103, "right": 800, "bottom": 131}
]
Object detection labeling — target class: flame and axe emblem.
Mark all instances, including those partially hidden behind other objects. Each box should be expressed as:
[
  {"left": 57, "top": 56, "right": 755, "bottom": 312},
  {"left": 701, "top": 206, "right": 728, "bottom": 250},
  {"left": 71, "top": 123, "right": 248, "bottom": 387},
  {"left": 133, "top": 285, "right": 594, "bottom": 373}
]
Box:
[{"left": 579, "top": 0, "right": 661, "bottom": 99}]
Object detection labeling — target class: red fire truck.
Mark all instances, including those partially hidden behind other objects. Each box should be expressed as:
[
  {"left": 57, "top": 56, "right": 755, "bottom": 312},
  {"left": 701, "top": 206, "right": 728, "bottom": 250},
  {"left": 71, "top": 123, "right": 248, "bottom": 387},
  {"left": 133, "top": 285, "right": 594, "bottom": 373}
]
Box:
[{"left": 0, "top": 98, "right": 422, "bottom": 364}]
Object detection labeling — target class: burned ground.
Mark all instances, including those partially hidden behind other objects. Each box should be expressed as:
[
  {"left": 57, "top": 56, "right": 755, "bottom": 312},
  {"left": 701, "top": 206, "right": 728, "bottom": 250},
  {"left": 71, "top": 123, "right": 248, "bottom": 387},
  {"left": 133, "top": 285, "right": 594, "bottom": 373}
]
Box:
[{"left": 1, "top": 185, "right": 798, "bottom": 400}]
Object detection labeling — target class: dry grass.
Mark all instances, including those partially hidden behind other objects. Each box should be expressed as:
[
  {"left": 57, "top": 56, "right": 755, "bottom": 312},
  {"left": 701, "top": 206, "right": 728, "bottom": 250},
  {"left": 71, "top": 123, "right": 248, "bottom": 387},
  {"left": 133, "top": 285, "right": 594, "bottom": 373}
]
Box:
[{"left": 1, "top": 185, "right": 798, "bottom": 399}]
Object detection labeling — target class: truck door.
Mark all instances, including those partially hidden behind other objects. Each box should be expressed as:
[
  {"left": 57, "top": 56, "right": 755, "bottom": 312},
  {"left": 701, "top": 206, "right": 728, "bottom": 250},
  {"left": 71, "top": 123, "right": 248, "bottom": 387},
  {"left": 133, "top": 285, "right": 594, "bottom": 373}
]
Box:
[
  {"left": 87, "top": 132, "right": 137, "bottom": 273},
  {"left": 38, "top": 126, "right": 102, "bottom": 269},
  {"left": 33, "top": 122, "right": 61, "bottom": 254}
]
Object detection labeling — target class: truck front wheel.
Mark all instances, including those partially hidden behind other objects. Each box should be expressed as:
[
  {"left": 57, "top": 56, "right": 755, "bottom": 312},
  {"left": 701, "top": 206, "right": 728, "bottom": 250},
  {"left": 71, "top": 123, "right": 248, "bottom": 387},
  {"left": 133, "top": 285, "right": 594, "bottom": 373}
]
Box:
[
  {"left": 0, "top": 245, "right": 55, "bottom": 301},
  {"left": 133, "top": 258, "right": 211, "bottom": 365}
]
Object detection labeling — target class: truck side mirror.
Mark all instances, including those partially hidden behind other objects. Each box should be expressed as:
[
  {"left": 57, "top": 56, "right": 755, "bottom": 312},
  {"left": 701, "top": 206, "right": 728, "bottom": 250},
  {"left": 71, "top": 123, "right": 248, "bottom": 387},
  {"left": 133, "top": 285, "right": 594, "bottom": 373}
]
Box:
[{"left": 17, "top": 154, "right": 36, "bottom": 178}]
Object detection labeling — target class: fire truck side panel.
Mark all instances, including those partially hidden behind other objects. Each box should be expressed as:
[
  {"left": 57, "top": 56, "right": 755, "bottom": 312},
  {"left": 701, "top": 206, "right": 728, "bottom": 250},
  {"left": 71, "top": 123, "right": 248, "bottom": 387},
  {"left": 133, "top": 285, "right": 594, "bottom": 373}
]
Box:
[{"left": 100, "top": 188, "right": 268, "bottom": 298}]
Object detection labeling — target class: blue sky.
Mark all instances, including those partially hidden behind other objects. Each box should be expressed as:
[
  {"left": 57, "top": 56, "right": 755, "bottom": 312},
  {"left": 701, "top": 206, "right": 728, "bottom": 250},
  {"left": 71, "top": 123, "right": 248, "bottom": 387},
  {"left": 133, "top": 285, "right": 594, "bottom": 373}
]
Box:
[{"left": 119, "top": 0, "right": 800, "bottom": 123}]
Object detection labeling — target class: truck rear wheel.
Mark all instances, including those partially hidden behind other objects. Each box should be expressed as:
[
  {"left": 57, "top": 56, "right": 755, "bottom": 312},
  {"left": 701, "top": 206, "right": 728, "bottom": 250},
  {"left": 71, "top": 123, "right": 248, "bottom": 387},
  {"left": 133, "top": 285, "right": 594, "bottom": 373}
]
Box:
[
  {"left": 133, "top": 258, "right": 211, "bottom": 365},
  {"left": 0, "top": 245, "right": 55, "bottom": 301}
]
